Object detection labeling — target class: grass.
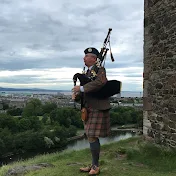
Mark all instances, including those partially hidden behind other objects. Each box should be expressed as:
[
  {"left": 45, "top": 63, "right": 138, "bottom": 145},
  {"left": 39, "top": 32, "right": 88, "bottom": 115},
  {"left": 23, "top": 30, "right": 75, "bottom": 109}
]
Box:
[{"left": 0, "top": 136, "right": 176, "bottom": 176}]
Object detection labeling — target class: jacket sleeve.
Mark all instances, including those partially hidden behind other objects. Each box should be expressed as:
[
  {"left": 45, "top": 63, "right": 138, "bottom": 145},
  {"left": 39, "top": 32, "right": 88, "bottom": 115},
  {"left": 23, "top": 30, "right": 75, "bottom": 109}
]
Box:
[{"left": 83, "top": 67, "right": 107, "bottom": 93}]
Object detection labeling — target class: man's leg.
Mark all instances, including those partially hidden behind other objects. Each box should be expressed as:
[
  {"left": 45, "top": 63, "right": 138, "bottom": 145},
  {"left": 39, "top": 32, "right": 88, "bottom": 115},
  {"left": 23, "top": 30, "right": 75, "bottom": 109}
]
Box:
[
  {"left": 88, "top": 137, "right": 100, "bottom": 167},
  {"left": 80, "top": 137, "right": 100, "bottom": 173},
  {"left": 88, "top": 137, "right": 100, "bottom": 175}
]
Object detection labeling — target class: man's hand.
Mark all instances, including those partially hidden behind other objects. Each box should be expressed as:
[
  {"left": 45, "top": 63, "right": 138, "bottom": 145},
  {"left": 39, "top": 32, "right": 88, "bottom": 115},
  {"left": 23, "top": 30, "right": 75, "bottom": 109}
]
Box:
[
  {"left": 72, "top": 86, "right": 80, "bottom": 100},
  {"left": 73, "top": 86, "right": 80, "bottom": 93}
]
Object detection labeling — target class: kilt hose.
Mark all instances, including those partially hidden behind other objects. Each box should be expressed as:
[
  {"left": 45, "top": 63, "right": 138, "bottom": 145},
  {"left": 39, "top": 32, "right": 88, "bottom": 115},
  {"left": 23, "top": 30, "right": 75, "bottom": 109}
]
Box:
[{"left": 84, "top": 108, "right": 110, "bottom": 138}]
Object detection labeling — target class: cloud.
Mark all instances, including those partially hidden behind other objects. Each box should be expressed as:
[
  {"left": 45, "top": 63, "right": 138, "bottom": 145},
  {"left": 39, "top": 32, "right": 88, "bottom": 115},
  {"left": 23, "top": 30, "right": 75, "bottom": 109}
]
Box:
[{"left": 0, "top": 0, "right": 144, "bottom": 91}]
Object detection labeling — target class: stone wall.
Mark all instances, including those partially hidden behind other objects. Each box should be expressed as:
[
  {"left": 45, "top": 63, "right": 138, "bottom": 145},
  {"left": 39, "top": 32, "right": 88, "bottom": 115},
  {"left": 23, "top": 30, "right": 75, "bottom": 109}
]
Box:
[{"left": 143, "top": 0, "right": 176, "bottom": 148}]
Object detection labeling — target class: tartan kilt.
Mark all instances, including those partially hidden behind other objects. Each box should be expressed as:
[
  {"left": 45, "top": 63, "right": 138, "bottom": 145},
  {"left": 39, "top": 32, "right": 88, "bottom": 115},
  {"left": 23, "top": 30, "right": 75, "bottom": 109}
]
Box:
[{"left": 84, "top": 108, "right": 110, "bottom": 138}]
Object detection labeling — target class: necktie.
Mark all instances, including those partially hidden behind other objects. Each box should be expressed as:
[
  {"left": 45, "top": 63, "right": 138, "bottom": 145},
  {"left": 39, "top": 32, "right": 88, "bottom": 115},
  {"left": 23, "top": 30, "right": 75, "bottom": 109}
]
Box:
[{"left": 86, "top": 69, "right": 91, "bottom": 76}]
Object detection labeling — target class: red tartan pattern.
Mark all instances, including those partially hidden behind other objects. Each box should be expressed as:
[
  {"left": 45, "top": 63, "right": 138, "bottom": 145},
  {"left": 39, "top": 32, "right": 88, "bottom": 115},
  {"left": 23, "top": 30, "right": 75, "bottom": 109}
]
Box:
[{"left": 84, "top": 108, "right": 110, "bottom": 138}]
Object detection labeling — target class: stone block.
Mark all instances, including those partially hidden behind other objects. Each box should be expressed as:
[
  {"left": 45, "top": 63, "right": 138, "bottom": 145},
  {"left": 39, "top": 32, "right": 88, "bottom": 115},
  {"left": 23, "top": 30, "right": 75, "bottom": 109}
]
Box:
[
  {"left": 143, "top": 126, "right": 149, "bottom": 135},
  {"left": 155, "top": 82, "right": 163, "bottom": 89},
  {"left": 162, "top": 124, "right": 168, "bottom": 132},
  {"left": 143, "top": 80, "right": 149, "bottom": 97},
  {"left": 156, "top": 115, "right": 163, "bottom": 122},
  {"left": 169, "top": 140, "right": 176, "bottom": 148},
  {"left": 169, "top": 121, "right": 176, "bottom": 129},
  {"left": 143, "top": 118, "right": 151, "bottom": 128},
  {"left": 171, "top": 133, "right": 176, "bottom": 141},
  {"left": 169, "top": 113, "right": 176, "bottom": 122},
  {"left": 143, "top": 72, "right": 150, "bottom": 80},
  {"left": 143, "top": 97, "right": 152, "bottom": 111}
]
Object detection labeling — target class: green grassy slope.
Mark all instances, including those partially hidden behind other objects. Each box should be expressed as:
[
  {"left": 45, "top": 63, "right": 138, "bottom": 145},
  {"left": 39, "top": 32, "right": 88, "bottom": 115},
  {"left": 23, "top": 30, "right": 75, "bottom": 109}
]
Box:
[{"left": 0, "top": 136, "right": 176, "bottom": 176}]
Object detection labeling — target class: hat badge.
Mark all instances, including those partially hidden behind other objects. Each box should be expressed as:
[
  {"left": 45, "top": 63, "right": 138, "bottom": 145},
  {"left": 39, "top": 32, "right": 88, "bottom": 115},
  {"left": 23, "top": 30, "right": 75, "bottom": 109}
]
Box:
[{"left": 88, "top": 48, "right": 92, "bottom": 52}]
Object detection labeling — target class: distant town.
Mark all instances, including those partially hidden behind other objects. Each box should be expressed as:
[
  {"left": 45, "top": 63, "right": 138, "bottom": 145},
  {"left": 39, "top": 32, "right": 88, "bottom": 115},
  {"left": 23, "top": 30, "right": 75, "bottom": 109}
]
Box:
[{"left": 0, "top": 89, "right": 143, "bottom": 112}]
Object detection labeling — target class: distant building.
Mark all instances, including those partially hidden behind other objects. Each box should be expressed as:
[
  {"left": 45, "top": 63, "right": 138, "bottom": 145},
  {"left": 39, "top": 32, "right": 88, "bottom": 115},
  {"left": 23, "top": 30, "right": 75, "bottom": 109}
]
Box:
[{"left": 9, "top": 99, "right": 26, "bottom": 108}]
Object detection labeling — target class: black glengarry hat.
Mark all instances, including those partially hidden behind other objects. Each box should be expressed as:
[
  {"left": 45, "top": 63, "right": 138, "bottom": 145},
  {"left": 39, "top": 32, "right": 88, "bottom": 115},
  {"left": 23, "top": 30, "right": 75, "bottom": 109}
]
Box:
[{"left": 84, "top": 47, "right": 99, "bottom": 57}]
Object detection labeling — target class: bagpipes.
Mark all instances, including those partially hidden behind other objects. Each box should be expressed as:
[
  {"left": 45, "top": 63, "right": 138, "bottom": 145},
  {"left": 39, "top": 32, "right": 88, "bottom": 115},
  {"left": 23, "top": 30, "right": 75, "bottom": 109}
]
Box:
[{"left": 73, "top": 28, "right": 122, "bottom": 100}]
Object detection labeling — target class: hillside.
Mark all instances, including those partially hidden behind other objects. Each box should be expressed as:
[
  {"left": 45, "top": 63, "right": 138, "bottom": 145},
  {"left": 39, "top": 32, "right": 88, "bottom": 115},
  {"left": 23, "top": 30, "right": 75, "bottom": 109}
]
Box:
[{"left": 0, "top": 136, "right": 176, "bottom": 176}]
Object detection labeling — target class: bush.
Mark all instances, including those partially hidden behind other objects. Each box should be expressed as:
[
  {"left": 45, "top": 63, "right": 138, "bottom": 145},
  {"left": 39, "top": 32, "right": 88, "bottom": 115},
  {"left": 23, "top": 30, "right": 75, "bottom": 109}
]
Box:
[{"left": 110, "top": 107, "right": 143, "bottom": 126}]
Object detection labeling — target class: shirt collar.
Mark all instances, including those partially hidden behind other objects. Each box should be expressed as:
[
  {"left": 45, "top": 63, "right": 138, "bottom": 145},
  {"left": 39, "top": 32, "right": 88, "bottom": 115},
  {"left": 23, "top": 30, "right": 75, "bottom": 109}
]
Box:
[{"left": 88, "top": 65, "right": 93, "bottom": 70}]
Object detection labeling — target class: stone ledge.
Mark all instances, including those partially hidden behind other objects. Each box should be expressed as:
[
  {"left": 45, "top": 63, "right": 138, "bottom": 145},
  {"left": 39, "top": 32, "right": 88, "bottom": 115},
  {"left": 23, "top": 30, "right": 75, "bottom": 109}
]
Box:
[{"left": 5, "top": 163, "right": 55, "bottom": 176}]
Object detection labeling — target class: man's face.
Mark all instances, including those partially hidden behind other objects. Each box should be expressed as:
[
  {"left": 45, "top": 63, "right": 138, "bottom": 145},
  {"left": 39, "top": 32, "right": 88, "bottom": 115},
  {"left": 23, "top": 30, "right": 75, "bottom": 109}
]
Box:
[{"left": 84, "top": 54, "right": 97, "bottom": 67}]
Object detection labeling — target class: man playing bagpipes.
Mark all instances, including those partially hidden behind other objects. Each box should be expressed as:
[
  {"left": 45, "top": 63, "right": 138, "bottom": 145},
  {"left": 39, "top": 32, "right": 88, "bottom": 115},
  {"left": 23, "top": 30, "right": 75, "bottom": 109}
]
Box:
[
  {"left": 72, "top": 47, "right": 111, "bottom": 175},
  {"left": 72, "top": 29, "right": 121, "bottom": 175}
]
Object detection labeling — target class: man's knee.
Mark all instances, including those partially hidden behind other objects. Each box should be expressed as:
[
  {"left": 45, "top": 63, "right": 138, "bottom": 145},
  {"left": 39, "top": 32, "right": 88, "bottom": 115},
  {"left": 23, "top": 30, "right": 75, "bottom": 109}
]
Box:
[{"left": 88, "top": 137, "right": 98, "bottom": 143}]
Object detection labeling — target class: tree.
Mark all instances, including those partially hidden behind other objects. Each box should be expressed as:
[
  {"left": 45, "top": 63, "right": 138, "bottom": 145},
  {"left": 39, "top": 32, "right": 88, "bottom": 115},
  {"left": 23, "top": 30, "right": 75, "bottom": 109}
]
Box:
[
  {"left": 18, "top": 118, "right": 31, "bottom": 132},
  {"left": 110, "top": 111, "right": 121, "bottom": 125},
  {"left": 42, "top": 113, "right": 49, "bottom": 124},
  {"left": 13, "top": 130, "right": 45, "bottom": 152},
  {"left": 7, "top": 108, "right": 23, "bottom": 116},
  {"left": 50, "top": 109, "right": 57, "bottom": 124},
  {"left": 136, "top": 110, "right": 143, "bottom": 127},
  {"left": 122, "top": 111, "right": 131, "bottom": 124},
  {"left": 0, "top": 138, "right": 6, "bottom": 156},
  {"left": 42, "top": 102, "right": 57, "bottom": 114},
  {"left": 22, "top": 98, "right": 42, "bottom": 117},
  {"left": 0, "top": 128, "right": 13, "bottom": 154},
  {"left": 55, "top": 108, "right": 71, "bottom": 128},
  {"left": 2, "top": 102, "right": 9, "bottom": 110},
  {"left": 0, "top": 113, "right": 18, "bottom": 133},
  {"left": 69, "top": 110, "right": 83, "bottom": 128},
  {"left": 27, "top": 116, "right": 42, "bottom": 131}
]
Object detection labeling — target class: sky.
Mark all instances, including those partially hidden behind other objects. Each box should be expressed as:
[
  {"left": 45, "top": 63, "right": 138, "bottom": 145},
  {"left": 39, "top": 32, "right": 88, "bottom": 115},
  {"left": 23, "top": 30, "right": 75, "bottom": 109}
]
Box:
[{"left": 0, "top": 0, "right": 144, "bottom": 91}]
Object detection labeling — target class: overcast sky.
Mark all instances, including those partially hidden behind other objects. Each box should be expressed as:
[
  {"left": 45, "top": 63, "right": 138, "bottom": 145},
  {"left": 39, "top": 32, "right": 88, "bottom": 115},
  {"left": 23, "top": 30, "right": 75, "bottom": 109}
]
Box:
[{"left": 0, "top": 0, "right": 144, "bottom": 91}]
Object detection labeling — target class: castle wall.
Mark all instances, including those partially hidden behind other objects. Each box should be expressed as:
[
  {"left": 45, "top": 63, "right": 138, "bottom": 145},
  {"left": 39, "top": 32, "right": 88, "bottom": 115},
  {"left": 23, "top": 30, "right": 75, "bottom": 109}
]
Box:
[{"left": 143, "top": 0, "right": 176, "bottom": 147}]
